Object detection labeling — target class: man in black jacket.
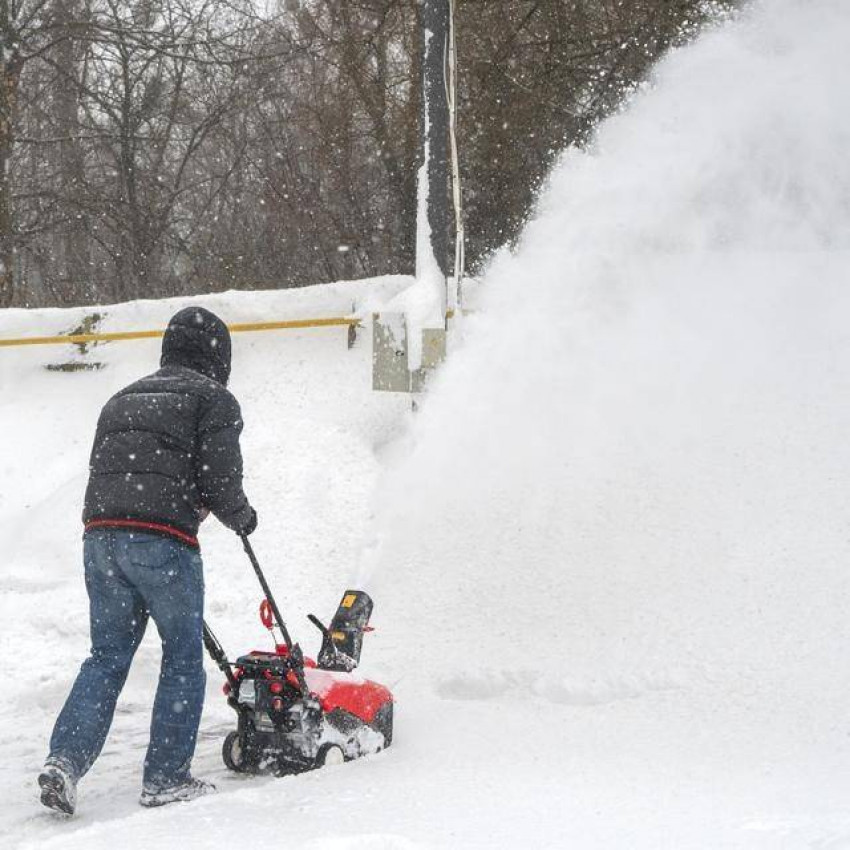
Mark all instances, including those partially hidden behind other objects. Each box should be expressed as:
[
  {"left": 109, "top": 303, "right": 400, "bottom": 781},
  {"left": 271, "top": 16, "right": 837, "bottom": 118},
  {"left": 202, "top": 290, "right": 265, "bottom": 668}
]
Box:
[{"left": 39, "top": 307, "right": 257, "bottom": 815}]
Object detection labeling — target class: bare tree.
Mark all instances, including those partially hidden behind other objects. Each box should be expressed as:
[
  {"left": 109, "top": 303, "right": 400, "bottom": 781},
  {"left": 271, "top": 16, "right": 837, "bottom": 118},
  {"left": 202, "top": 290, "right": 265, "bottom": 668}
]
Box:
[
  {"left": 0, "top": 0, "right": 58, "bottom": 306},
  {"left": 3, "top": 0, "right": 738, "bottom": 307}
]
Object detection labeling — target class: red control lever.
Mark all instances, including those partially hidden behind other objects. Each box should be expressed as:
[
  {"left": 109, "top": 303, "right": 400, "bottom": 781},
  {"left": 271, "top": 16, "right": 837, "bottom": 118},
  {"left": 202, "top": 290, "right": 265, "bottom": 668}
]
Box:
[{"left": 259, "top": 598, "right": 274, "bottom": 630}]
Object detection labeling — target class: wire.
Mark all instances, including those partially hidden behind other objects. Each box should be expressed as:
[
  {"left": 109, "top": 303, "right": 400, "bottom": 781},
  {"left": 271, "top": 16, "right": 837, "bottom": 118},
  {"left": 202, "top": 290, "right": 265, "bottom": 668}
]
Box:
[{"left": 445, "top": 0, "right": 465, "bottom": 315}]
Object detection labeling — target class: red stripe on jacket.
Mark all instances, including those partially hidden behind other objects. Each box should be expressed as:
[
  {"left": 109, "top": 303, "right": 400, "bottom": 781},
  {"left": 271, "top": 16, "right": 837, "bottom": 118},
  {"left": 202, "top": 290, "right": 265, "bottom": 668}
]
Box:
[{"left": 84, "top": 518, "right": 199, "bottom": 548}]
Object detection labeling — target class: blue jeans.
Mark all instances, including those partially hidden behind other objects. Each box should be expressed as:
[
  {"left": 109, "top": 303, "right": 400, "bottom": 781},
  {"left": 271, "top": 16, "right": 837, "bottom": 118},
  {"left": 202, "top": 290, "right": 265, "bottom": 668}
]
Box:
[{"left": 48, "top": 529, "right": 206, "bottom": 790}]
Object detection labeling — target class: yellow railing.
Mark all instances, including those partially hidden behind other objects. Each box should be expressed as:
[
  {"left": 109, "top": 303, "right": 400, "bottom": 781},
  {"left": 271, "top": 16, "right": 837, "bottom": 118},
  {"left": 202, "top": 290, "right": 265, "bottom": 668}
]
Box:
[{"left": 0, "top": 316, "right": 361, "bottom": 348}]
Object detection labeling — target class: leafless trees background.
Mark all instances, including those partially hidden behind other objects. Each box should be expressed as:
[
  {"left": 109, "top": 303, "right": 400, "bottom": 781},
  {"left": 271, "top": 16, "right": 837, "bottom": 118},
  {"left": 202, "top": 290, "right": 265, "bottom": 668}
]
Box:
[{"left": 0, "top": 0, "right": 735, "bottom": 308}]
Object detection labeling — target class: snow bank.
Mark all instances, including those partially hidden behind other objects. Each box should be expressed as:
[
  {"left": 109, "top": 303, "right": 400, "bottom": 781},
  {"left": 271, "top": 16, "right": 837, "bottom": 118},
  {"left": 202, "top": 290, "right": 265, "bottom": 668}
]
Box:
[{"left": 0, "top": 276, "right": 410, "bottom": 340}]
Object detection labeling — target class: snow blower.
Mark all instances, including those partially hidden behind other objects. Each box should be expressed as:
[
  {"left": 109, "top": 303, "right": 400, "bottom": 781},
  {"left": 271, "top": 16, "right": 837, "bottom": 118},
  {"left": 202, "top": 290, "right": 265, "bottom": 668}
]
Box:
[{"left": 202, "top": 535, "right": 393, "bottom": 775}]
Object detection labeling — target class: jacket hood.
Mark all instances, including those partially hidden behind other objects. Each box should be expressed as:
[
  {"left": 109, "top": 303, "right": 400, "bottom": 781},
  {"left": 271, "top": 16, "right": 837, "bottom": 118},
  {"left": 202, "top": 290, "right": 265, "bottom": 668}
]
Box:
[{"left": 160, "top": 307, "right": 231, "bottom": 385}]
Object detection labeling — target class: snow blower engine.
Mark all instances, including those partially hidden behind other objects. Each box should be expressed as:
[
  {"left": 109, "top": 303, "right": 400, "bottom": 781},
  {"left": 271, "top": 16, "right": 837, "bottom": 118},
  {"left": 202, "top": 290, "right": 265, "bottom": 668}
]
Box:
[{"left": 202, "top": 535, "right": 393, "bottom": 775}]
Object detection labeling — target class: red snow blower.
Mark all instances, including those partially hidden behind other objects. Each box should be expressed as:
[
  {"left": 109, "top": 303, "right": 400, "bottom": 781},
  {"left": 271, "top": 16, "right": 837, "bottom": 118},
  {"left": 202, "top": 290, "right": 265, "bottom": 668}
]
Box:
[{"left": 202, "top": 535, "right": 393, "bottom": 774}]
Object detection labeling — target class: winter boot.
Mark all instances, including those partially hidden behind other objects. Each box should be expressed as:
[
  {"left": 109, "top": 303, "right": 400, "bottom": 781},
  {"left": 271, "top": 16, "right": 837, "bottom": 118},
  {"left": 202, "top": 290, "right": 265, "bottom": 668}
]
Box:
[
  {"left": 139, "top": 776, "right": 216, "bottom": 808},
  {"left": 38, "top": 762, "right": 77, "bottom": 816}
]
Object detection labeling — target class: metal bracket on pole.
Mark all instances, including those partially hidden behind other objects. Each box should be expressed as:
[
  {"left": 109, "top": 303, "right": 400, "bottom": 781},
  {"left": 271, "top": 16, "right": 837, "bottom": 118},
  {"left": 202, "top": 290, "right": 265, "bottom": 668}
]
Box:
[{"left": 372, "top": 313, "right": 447, "bottom": 394}]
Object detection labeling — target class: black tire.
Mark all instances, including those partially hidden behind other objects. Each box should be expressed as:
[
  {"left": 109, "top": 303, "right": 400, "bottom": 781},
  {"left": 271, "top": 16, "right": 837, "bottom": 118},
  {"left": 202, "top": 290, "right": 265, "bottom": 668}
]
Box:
[
  {"left": 316, "top": 743, "right": 345, "bottom": 767},
  {"left": 373, "top": 701, "right": 393, "bottom": 749},
  {"left": 222, "top": 731, "right": 250, "bottom": 772}
]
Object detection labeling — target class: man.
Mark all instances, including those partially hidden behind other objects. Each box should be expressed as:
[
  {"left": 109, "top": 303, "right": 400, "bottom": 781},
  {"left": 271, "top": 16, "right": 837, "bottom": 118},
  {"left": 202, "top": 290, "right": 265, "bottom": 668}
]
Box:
[{"left": 38, "top": 306, "right": 257, "bottom": 815}]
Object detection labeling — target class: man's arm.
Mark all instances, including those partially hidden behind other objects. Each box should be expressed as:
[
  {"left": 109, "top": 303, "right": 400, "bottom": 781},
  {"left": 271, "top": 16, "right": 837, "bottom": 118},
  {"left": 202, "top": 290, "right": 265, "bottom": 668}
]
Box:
[{"left": 197, "top": 390, "right": 255, "bottom": 533}]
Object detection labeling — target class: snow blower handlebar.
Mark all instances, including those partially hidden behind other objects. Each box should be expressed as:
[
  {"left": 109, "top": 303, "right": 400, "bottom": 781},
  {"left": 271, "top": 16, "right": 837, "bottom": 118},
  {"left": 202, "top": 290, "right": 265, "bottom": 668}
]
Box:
[
  {"left": 239, "top": 534, "right": 310, "bottom": 697},
  {"left": 240, "top": 533, "right": 294, "bottom": 650},
  {"left": 202, "top": 621, "right": 238, "bottom": 689}
]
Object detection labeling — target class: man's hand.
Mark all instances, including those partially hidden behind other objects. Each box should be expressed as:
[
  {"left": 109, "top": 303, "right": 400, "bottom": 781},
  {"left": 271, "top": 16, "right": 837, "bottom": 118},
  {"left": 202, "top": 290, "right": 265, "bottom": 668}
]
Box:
[
  {"left": 198, "top": 507, "right": 210, "bottom": 523},
  {"left": 241, "top": 508, "right": 258, "bottom": 537}
]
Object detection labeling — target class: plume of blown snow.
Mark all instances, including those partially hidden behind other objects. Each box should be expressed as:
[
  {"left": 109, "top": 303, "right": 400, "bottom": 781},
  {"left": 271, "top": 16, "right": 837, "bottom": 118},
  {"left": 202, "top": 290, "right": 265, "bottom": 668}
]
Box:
[{"left": 366, "top": 0, "right": 850, "bottom": 699}]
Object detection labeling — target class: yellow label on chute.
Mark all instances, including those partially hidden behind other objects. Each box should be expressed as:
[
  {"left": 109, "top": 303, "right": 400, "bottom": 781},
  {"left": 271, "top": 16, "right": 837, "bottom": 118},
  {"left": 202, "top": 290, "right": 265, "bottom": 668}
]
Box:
[
  {"left": 332, "top": 631, "right": 346, "bottom": 642},
  {"left": 342, "top": 593, "right": 357, "bottom": 609}
]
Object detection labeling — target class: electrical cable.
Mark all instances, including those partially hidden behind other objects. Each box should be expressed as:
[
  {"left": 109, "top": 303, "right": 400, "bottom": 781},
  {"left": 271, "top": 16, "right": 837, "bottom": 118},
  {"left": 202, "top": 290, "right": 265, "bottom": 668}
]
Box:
[{"left": 445, "top": 0, "right": 465, "bottom": 315}]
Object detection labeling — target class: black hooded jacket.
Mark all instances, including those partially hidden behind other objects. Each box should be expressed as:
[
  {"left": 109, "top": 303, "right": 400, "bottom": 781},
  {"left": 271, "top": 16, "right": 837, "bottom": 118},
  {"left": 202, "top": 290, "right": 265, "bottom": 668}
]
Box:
[{"left": 82, "top": 307, "right": 254, "bottom": 546}]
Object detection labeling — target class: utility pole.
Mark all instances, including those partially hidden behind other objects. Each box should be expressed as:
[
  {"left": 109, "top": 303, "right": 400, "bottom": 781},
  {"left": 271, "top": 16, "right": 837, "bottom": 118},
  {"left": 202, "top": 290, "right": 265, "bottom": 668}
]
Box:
[
  {"left": 417, "top": 0, "right": 450, "bottom": 302},
  {"left": 373, "top": 0, "right": 458, "bottom": 394}
]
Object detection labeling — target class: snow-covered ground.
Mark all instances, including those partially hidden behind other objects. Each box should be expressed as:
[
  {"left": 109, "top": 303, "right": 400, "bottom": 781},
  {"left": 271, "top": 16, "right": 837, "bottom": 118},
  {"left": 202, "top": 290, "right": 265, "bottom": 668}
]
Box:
[{"left": 4, "top": 0, "right": 850, "bottom": 846}]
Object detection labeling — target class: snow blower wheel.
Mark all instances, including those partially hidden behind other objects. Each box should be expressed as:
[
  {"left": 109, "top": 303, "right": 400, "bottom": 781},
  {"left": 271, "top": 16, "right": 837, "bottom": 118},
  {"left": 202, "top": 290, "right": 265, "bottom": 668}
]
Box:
[
  {"left": 372, "top": 701, "right": 393, "bottom": 749},
  {"left": 317, "top": 744, "right": 345, "bottom": 767},
  {"left": 222, "top": 731, "right": 249, "bottom": 773}
]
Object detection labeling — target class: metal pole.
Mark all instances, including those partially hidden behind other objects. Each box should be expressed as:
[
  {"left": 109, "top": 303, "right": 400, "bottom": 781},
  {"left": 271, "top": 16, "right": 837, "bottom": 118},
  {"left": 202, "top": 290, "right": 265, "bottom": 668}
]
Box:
[
  {"left": 239, "top": 535, "right": 310, "bottom": 697},
  {"left": 420, "top": 0, "right": 450, "bottom": 287},
  {"left": 240, "top": 534, "right": 294, "bottom": 649}
]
